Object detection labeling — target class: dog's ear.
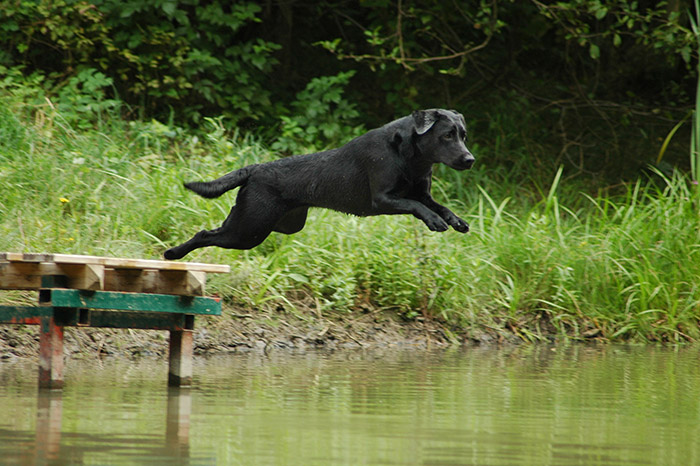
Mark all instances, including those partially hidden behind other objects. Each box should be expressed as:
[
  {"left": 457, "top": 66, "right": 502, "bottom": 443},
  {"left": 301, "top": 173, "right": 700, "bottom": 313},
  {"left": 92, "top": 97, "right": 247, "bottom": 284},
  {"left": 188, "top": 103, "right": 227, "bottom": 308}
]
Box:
[
  {"left": 448, "top": 109, "right": 467, "bottom": 128},
  {"left": 412, "top": 110, "right": 439, "bottom": 135},
  {"left": 392, "top": 109, "right": 439, "bottom": 158}
]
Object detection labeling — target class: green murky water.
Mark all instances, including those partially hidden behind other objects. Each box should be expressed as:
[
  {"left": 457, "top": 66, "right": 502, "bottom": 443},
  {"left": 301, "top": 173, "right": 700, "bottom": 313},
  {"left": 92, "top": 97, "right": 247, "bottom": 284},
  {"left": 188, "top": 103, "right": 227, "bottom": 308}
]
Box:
[{"left": 0, "top": 345, "right": 699, "bottom": 465}]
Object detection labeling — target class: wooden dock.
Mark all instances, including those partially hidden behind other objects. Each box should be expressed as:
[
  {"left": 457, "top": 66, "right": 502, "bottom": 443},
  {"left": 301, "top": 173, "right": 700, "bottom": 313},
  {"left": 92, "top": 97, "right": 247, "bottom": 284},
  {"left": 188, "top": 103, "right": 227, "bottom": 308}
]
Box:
[{"left": 0, "top": 252, "right": 230, "bottom": 389}]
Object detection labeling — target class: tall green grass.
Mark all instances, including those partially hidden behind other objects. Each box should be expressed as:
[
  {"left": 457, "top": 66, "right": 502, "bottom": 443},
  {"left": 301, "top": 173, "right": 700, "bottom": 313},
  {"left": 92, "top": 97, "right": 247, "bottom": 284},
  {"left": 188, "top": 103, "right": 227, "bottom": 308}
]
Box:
[{"left": 1, "top": 92, "right": 699, "bottom": 343}]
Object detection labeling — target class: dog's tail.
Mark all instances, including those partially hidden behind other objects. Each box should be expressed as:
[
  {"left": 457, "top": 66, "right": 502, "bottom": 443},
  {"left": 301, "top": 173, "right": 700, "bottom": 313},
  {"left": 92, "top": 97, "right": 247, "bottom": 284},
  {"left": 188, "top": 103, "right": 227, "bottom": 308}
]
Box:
[{"left": 184, "top": 165, "right": 258, "bottom": 199}]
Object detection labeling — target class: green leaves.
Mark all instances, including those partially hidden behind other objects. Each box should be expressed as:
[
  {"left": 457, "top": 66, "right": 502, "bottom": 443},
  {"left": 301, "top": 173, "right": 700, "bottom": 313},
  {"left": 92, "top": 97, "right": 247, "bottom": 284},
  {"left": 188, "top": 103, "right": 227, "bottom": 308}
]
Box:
[
  {"left": 1, "top": 1, "right": 279, "bottom": 125},
  {"left": 537, "top": 0, "right": 693, "bottom": 63},
  {"left": 588, "top": 43, "right": 600, "bottom": 59},
  {"left": 271, "top": 71, "right": 365, "bottom": 154}
]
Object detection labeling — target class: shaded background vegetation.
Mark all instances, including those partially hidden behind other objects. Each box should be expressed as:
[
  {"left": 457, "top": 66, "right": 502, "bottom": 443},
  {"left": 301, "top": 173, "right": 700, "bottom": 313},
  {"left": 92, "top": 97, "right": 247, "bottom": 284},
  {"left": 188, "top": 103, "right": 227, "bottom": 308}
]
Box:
[{"left": 1, "top": 0, "right": 696, "bottom": 181}]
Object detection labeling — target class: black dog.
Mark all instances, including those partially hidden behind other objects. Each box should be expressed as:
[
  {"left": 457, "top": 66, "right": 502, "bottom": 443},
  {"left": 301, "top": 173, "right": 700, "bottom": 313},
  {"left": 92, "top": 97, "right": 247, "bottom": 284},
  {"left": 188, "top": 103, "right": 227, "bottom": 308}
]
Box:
[{"left": 164, "top": 109, "right": 475, "bottom": 260}]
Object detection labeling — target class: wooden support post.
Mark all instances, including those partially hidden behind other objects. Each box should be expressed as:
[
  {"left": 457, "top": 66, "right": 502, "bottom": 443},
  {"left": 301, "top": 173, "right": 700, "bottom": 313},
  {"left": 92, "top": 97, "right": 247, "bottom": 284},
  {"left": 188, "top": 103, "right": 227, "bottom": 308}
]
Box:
[
  {"left": 168, "top": 329, "right": 193, "bottom": 387},
  {"left": 38, "top": 315, "right": 64, "bottom": 389}
]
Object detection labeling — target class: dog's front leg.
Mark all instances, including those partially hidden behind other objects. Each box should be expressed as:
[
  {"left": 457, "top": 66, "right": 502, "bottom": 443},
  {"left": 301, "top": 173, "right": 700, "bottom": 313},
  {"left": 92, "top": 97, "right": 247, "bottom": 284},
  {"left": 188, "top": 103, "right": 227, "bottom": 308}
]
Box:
[
  {"left": 409, "top": 178, "right": 469, "bottom": 232},
  {"left": 369, "top": 170, "right": 450, "bottom": 231},
  {"left": 371, "top": 193, "right": 449, "bottom": 232},
  {"left": 420, "top": 197, "right": 469, "bottom": 233}
]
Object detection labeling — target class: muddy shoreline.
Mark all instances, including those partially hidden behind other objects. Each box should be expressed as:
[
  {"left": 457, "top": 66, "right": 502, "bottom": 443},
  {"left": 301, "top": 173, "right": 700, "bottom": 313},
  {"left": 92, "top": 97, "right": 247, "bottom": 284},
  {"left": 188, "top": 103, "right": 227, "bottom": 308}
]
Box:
[{"left": 0, "top": 303, "right": 512, "bottom": 362}]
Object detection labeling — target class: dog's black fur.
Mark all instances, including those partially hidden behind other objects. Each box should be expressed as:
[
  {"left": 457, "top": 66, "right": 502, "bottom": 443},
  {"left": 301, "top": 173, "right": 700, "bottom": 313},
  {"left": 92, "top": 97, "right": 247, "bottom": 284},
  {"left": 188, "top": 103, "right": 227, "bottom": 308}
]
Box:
[{"left": 164, "top": 109, "right": 475, "bottom": 260}]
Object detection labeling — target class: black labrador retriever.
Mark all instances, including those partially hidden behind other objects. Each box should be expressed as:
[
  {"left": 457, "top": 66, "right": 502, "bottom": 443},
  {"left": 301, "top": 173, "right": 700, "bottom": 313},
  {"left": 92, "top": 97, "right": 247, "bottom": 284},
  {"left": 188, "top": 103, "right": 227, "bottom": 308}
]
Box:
[{"left": 164, "top": 109, "right": 475, "bottom": 260}]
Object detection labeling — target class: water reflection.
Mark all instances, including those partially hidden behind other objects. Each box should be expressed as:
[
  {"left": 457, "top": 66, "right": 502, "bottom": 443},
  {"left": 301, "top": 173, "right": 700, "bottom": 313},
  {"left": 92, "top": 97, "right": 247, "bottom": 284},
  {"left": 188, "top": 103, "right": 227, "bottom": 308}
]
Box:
[
  {"left": 0, "top": 346, "right": 699, "bottom": 465},
  {"left": 36, "top": 390, "right": 62, "bottom": 462},
  {"left": 166, "top": 387, "right": 191, "bottom": 461},
  {"left": 2, "top": 374, "right": 196, "bottom": 465}
]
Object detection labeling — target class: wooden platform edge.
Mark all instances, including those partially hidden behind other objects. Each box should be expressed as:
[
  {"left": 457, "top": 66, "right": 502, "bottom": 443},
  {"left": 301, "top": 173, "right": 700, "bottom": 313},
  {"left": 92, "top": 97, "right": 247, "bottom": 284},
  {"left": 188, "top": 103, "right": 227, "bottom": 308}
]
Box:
[
  {"left": 1, "top": 252, "right": 230, "bottom": 295},
  {"left": 0, "top": 252, "right": 230, "bottom": 274}
]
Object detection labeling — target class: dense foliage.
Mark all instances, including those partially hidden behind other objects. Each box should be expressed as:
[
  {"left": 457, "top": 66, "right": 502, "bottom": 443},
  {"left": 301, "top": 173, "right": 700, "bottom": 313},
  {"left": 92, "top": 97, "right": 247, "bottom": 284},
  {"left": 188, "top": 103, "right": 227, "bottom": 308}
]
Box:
[
  {"left": 1, "top": 0, "right": 696, "bottom": 178},
  {"left": 2, "top": 1, "right": 700, "bottom": 342}
]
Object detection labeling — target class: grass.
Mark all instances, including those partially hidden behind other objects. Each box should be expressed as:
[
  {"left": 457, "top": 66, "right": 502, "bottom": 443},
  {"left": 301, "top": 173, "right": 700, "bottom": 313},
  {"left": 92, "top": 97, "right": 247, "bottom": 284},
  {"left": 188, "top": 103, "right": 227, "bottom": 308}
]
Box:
[{"left": 1, "top": 91, "right": 699, "bottom": 344}]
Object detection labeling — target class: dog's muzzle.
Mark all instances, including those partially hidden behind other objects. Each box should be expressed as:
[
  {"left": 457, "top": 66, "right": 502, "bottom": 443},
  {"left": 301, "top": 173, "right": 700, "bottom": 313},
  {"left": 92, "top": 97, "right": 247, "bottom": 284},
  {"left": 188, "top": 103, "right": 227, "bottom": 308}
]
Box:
[{"left": 453, "top": 153, "right": 475, "bottom": 170}]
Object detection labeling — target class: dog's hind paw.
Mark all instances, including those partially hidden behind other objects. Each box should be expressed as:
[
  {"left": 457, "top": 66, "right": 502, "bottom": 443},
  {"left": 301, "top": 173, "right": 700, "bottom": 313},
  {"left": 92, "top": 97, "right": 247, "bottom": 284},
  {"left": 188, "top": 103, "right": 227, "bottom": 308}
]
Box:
[{"left": 164, "top": 248, "right": 184, "bottom": 260}]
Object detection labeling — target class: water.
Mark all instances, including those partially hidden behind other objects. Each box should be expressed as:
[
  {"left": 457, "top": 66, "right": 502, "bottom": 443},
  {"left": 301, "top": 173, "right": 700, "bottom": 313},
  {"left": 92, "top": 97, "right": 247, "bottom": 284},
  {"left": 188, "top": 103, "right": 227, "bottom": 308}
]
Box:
[{"left": 0, "top": 345, "right": 699, "bottom": 465}]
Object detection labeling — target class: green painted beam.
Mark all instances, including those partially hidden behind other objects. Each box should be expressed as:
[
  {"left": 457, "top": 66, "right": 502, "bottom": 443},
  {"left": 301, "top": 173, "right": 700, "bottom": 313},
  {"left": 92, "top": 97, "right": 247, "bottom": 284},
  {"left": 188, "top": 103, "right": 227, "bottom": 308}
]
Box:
[
  {"left": 40, "top": 289, "right": 222, "bottom": 315},
  {"left": 80, "top": 310, "right": 191, "bottom": 330},
  {"left": 0, "top": 306, "right": 192, "bottom": 330},
  {"left": 0, "top": 305, "right": 53, "bottom": 324}
]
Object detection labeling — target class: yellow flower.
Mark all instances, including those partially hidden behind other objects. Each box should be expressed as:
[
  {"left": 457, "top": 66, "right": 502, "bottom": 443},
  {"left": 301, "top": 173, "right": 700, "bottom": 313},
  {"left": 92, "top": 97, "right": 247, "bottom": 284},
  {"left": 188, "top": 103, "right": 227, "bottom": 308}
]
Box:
[{"left": 59, "top": 197, "right": 70, "bottom": 204}]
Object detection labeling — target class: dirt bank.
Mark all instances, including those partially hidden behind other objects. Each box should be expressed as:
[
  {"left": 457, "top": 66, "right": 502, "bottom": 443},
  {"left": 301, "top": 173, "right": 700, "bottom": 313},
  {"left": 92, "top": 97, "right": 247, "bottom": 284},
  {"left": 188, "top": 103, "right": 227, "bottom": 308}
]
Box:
[{"left": 0, "top": 301, "right": 507, "bottom": 361}]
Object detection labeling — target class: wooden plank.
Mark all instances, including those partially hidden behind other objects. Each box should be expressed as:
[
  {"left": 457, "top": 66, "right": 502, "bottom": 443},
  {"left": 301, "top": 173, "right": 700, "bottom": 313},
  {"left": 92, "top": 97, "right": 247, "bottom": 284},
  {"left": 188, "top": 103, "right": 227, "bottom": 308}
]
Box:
[
  {"left": 1, "top": 252, "right": 228, "bottom": 293},
  {"left": 40, "top": 289, "right": 222, "bottom": 315},
  {"left": 0, "top": 262, "right": 103, "bottom": 291},
  {"left": 159, "top": 270, "right": 206, "bottom": 296},
  {"left": 0, "top": 264, "right": 205, "bottom": 294},
  {"left": 104, "top": 268, "right": 148, "bottom": 293},
  {"left": 0, "top": 252, "right": 52, "bottom": 262},
  {"left": 54, "top": 254, "right": 229, "bottom": 273},
  {"left": 104, "top": 268, "right": 206, "bottom": 296},
  {"left": 57, "top": 263, "right": 104, "bottom": 290},
  {"left": 0, "top": 252, "right": 230, "bottom": 274},
  {"left": 0, "top": 261, "right": 44, "bottom": 289}
]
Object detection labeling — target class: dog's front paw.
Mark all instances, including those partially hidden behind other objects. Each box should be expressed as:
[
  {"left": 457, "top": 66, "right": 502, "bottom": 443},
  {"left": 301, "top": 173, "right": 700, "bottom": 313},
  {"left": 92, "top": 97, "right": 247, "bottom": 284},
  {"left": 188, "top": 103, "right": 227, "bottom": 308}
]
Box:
[
  {"left": 441, "top": 212, "right": 469, "bottom": 233},
  {"left": 451, "top": 217, "right": 470, "bottom": 233},
  {"left": 424, "top": 215, "right": 449, "bottom": 232}
]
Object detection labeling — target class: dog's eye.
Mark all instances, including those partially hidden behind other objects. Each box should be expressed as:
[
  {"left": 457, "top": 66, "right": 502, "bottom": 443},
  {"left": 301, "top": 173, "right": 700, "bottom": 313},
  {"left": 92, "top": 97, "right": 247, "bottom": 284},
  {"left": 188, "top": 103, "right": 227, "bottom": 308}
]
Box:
[{"left": 442, "top": 132, "right": 454, "bottom": 141}]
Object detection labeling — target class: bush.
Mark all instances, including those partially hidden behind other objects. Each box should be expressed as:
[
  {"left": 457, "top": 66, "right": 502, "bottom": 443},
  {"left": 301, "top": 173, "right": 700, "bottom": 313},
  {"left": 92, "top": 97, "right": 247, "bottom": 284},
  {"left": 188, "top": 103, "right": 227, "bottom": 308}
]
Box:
[
  {"left": 271, "top": 71, "right": 365, "bottom": 154},
  {"left": 1, "top": 0, "right": 280, "bottom": 124}
]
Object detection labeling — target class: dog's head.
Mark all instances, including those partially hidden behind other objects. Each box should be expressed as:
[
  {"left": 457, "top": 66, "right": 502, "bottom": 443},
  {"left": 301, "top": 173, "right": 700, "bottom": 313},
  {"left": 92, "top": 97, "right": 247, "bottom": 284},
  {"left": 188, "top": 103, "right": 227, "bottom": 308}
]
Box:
[{"left": 395, "top": 109, "right": 475, "bottom": 170}]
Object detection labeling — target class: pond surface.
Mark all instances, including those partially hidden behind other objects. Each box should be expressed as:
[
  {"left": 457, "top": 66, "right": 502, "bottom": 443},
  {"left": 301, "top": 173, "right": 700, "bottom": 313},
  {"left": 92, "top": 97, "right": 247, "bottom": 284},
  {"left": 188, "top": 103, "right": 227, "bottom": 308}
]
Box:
[{"left": 0, "top": 345, "right": 699, "bottom": 465}]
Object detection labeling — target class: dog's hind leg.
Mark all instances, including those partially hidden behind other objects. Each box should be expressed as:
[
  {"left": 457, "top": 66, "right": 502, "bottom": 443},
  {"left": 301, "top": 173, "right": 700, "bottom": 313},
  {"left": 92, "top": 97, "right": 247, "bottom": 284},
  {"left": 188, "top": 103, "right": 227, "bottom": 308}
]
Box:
[
  {"left": 164, "top": 187, "right": 290, "bottom": 260},
  {"left": 164, "top": 209, "right": 277, "bottom": 259},
  {"left": 273, "top": 207, "right": 309, "bottom": 234},
  {"left": 164, "top": 225, "right": 233, "bottom": 260}
]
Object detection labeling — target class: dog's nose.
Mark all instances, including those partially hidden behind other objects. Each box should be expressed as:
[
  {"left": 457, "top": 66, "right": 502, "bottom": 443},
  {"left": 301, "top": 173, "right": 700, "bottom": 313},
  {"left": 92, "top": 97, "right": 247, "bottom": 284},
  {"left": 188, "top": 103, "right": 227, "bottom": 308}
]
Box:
[{"left": 462, "top": 156, "right": 475, "bottom": 170}]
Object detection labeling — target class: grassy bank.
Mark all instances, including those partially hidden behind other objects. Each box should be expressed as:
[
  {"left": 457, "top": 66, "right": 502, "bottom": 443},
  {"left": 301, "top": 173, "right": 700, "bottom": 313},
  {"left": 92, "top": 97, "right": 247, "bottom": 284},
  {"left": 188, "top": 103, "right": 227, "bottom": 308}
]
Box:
[{"left": 1, "top": 94, "right": 699, "bottom": 344}]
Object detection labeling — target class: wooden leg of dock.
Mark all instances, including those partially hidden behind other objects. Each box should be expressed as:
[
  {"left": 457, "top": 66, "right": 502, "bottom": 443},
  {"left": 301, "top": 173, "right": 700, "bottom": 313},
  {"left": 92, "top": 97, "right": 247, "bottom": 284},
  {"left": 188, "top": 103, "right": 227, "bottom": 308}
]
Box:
[
  {"left": 38, "top": 316, "right": 64, "bottom": 389},
  {"left": 168, "top": 329, "right": 193, "bottom": 387}
]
